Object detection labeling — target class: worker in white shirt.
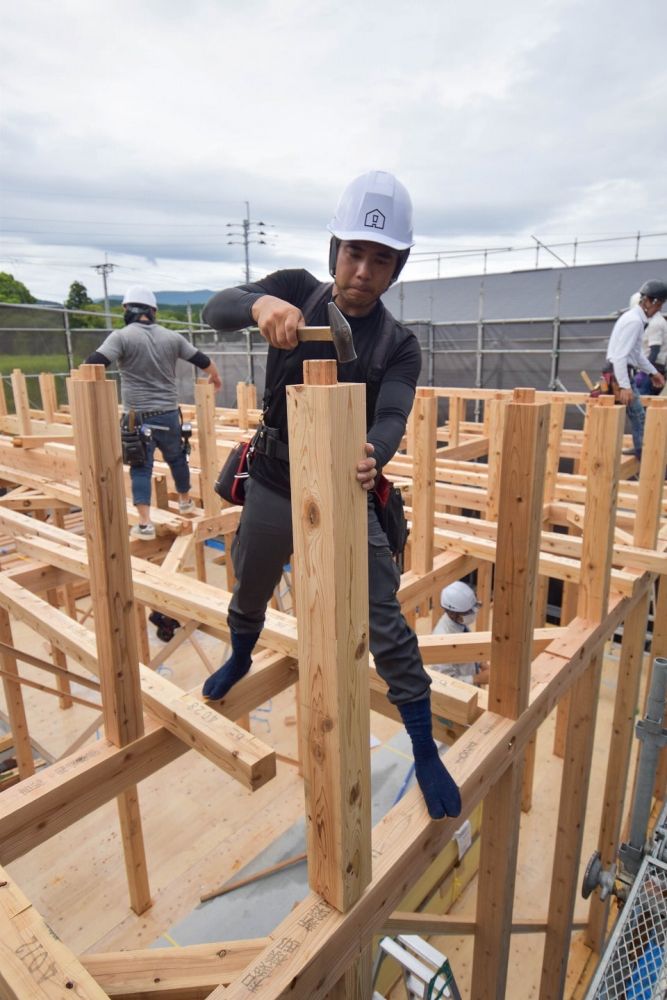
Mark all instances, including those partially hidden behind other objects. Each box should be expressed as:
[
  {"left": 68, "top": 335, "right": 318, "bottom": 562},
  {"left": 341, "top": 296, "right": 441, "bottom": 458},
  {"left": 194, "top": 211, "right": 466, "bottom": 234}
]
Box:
[
  {"left": 605, "top": 279, "right": 667, "bottom": 458},
  {"left": 432, "top": 581, "right": 489, "bottom": 687}
]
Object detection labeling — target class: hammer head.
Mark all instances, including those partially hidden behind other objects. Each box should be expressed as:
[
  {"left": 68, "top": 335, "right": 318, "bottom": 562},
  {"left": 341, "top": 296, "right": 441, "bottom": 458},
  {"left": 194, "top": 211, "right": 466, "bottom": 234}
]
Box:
[{"left": 327, "top": 301, "right": 357, "bottom": 364}]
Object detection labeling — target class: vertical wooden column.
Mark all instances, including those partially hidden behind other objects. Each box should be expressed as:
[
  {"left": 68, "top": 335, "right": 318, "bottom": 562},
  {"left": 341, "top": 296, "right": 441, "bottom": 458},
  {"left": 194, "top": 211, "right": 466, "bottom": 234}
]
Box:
[
  {"left": 45, "top": 589, "right": 73, "bottom": 708},
  {"left": 236, "top": 381, "right": 249, "bottom": 430},
  {"left": 539, "top": 401, "right": 624, "bottom": 1000},
  {"left": 68, "top": 364, "right": 151, "bottom": 915},
  {"left": 195, "top": 379, "right": 219, "bottom": 515},
  {"left": 448, "top": 394, "right": 464, "bottom": 448},
  {"left": 10, "top": 369, "right": 32, "bottom": 435},
  {"left": 286, "top": 358, "right": 372, "bottom": 912},
  {"left": 470, "top": 392, "right": 549, "bottom": 1000},
  {"left": 586, "top": 399, "right": 667, "bottom": 950},
  {"left": 476, "top": 394, "right": 507, "bottom": 631},
  {"left": 651, "top": 576, "right": 667, "bottom": 800},
  {"left": 0, "top": 376, "right": 6, "bottom": 416},
  {"left": 411, "top": 389, "right": 437, "bottom": 578},
  {"left": 38, "top": 371, "right": 57, "bottom": 424},
  {"left": 0, "top": 609, "right": 34, "bottom": 778},
  {"left": 523, "top": 397, "right": 566, "bottom": 811}
]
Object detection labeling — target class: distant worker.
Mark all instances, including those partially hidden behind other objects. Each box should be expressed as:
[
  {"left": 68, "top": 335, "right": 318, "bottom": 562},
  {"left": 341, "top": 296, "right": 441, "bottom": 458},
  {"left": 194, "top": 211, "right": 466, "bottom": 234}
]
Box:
[
  {"left": 644, "top": 303, "right": 667, "bottom": 395},
  {"left": 433, "top": 582, "right": 489, "bottom": 687},
  {"left": 604, "top": 279, "right": 667, "bottom": 458},
  {"left": 85, "top": 285, "right": 222, "bottom": 539}
]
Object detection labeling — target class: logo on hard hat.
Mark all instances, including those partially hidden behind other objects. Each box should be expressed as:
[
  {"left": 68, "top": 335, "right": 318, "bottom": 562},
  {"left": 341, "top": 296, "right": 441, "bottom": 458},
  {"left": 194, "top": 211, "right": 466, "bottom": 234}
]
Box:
[{"left": 364, "top": 208, "right": 386, "bottom": 231}]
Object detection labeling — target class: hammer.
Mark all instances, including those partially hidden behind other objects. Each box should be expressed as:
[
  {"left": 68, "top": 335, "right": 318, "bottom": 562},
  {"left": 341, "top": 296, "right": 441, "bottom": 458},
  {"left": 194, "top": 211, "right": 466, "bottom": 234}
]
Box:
[{"left": 296, "top": 301, "right": 357, "bottom": 364}]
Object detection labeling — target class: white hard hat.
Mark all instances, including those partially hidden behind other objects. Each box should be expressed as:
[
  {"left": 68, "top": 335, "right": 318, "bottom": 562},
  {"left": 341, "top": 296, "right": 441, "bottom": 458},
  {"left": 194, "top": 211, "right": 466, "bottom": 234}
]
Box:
[
  {"left": 440, "top": 581, "right": 480, "bottom": 614},
  {"left": 122, "top": 285, "right": 157, "bottom": 309},
  {"left": 327, "top": 170, "right": 414, "bottom": 251}
]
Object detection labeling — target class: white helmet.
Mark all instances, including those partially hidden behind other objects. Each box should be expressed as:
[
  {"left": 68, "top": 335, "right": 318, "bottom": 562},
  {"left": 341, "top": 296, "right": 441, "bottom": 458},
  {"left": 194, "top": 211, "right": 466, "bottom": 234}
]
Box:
[
  {"left": 440, "top": 581, "right": 480, "bottom": 614},
  {"left": 629, "top": 291, "right": 641, "bottom": 308},
  {"left": 327, "top": 170, "right": 414, "bottom": 282},
  {"left": 122, "top": 285, "right": 157, "bottom": 309}
]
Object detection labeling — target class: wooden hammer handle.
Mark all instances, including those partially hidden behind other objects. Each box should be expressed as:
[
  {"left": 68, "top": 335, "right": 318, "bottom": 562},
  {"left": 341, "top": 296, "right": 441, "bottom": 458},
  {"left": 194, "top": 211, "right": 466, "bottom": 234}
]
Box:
[{"left": 297, "top": 327, "right": 332, "bottom": 342}]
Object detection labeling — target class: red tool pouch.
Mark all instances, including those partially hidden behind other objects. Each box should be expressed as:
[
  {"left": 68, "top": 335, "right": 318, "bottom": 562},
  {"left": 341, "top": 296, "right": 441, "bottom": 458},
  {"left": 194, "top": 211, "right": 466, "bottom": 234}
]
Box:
[{"left": 214, "top": 438, "right": 255, "bottom": 505}]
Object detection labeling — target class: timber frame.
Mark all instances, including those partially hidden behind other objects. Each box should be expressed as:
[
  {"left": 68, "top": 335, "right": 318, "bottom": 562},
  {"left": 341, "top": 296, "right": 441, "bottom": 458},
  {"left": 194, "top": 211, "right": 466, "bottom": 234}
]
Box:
[{"left": 0, "top": 367, "right": 665, "bottom": 999}]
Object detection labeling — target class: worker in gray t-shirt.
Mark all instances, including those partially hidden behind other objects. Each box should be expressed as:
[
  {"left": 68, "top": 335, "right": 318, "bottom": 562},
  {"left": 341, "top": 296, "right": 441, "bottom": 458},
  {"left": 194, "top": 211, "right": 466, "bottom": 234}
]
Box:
[{"left": 85, "top": 285, "right": 221, "bottom": 540}]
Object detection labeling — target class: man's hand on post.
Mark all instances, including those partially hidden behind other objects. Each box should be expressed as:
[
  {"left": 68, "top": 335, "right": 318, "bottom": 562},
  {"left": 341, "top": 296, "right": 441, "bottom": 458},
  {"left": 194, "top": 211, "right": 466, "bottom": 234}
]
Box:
[
  {"left": 206, "top": 362, "right": 222, "bottom": 391},
  {"left": 651, "top": 372, "right": 666, "bottom": 390},
  {"left": 251, "top": 295, "right": 304, "bottom": 350},
  {"left": 356, "top": 442, "right": 377, "bottom": 491},
  {"left": 619, "top": 387, "right": 633, "bottom": 406}
]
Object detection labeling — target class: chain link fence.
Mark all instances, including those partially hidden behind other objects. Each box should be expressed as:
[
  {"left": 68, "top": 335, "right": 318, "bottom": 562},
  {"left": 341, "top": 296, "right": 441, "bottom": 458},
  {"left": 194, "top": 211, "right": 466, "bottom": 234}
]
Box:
[{"left": 0, "top": 301, "right": 616, "bottom": 418}]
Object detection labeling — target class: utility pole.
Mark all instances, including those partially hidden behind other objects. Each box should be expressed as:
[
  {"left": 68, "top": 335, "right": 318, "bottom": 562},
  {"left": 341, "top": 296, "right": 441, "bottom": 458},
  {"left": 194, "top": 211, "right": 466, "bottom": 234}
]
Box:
[
  {"left": 91, "top": 253, "right": 116, "bottom": 325},
  {"left": 226, "top": 202, "right": 273, "bottom": 282}
]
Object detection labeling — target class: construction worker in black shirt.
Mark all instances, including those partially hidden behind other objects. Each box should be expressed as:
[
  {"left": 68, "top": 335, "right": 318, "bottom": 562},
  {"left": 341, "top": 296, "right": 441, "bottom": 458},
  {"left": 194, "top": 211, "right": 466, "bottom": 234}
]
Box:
[{"left": 201, "top": 171, "right": 461, "bottom": 821}]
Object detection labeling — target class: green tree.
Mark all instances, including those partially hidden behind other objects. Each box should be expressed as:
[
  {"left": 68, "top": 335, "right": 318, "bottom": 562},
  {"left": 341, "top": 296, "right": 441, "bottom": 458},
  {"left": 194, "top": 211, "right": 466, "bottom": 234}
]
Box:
[
  {"left": 65, "top": 280, "right": 92, "bottom": 310},
  {"left": 0, "top": 271, "right": 36, "bottom": 304}
]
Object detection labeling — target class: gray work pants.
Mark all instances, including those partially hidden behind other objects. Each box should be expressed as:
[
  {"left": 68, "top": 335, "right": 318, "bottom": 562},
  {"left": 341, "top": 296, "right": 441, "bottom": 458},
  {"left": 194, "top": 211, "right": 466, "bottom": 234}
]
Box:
[{"left": 228, "top": 477, "right": 430, "bottom": 706}]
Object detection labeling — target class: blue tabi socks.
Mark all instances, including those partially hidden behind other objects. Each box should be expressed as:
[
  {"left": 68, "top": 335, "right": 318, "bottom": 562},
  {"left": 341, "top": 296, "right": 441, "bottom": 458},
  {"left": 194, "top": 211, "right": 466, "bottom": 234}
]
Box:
[
  {"left": 398, "top": 697, "right": 462, "bottom": 820},
  {"left": 202, "top": 630, "right": 260, "bottom": 701}
]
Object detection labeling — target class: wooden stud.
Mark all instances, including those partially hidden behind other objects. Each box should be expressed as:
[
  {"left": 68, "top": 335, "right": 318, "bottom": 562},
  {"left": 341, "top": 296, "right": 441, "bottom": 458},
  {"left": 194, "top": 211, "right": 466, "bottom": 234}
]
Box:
[
  {"left": 287, "top": 359, "right": 372, "bottom": 914},
  {"left": 470, "top": 398, "right": 549, "bottom": 1000}
]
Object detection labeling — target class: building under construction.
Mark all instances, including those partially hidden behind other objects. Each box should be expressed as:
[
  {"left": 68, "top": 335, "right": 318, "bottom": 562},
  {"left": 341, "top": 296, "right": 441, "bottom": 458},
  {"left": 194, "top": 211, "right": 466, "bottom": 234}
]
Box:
[{"left": 0, "top": 269, "right": 666, "bottom": 998}]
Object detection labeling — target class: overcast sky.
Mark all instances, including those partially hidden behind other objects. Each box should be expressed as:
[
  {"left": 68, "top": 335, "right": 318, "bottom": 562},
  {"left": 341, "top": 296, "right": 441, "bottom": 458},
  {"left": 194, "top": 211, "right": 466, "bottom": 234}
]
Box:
[{"left": 1, "top": 0, "right": 666, "bottom": 302}]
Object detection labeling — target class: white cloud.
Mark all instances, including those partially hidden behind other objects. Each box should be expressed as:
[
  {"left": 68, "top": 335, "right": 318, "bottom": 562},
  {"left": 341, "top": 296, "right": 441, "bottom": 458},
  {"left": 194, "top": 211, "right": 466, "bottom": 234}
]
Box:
[{"left": 1, "top": 0, "right": 665, "bottom": 301}]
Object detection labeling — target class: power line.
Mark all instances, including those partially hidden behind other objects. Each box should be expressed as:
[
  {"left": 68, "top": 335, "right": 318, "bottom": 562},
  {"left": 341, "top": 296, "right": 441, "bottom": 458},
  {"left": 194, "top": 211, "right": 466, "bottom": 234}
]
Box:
[{"left": 226, "top": 202, "right": 275, "bottom": 282}]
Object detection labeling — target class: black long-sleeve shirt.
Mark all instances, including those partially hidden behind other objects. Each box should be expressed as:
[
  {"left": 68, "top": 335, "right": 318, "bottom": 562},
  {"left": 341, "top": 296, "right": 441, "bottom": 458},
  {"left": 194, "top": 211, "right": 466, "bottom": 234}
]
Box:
[{"left": 203, "top": 269, "right": 421, "bottom": 497}]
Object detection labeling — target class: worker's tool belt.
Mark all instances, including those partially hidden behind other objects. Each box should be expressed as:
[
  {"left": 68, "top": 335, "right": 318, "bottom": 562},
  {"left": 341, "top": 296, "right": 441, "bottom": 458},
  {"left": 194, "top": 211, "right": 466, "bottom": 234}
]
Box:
[
  {"left": 120, "top": 412, "right": 152, "bottom": 467},
  {"left": 214, "top": 428, "right": 261, "bottom": 506},
  {"left": 372, "top": 474, "right": 410, "bottom": 572},
  {"left": 597, "top": 364, "right": 638, "bottom": 403},
  {"left": 253, "top": 423, "right": 290, "bottom": 463}
]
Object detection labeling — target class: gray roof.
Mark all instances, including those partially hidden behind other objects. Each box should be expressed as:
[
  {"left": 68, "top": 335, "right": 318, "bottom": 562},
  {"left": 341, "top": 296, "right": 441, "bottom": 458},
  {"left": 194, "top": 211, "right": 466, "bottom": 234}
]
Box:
[{"left": 383, "top": 257, "right": 667, "bottom": 323}]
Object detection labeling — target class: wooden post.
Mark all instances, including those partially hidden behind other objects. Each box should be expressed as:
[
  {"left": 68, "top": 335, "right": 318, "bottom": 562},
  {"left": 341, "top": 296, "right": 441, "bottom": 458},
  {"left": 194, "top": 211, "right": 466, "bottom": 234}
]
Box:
[
  {"left": 38, "top": 371, "right": 57, "bottom": 424},
  {"left": 68, "top": 364, "right": 151, "bottom": 915},
  {"left": 470, "top": 394, "right": 549, "bottom": 1000},
  {"left": 195, "top": 379, "right": 219, "bottom": 515},
  {"left": 286, "top": 358, "right": 372, "bottom": 917},
  {"left": 476, "top": 394, "right": 507, "bottom": 632},
  {"left": 586, "top": 399, "right": 667, "bottom": 950},
  {"left": 539, "top": 401, "right": 624, "bottom": 1000},
  {"left": 237, "top": 381, "right": 249, "bottom": 430},
  {"left": 10, "top": 369, "right": 32, "bottom": 436},
  {"left": 0, "top": 609, "right": 34, "bottom": 778},
  {"left": 411, "top": 389, "right": 437, "bottom": 578}
]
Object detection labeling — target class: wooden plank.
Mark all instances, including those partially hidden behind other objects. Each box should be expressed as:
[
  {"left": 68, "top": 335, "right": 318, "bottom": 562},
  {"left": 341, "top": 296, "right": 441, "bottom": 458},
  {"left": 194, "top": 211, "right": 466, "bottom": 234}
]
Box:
[
  {"left": 471, "top": 395, "right": 549, "bottom": 1000},
  {"left": 82, "top": 940, "right": 270, "bottom": 998},
  {"left": 10, "top": 369, "right": 32, "bottom": 436},
  {"left": 540, "top": 402, "right": 624, "bottom": 1000},
  {"left": 0, "top": 608, "right": 34, "bottom": 778},
  {"left": 586, "top": 400, "right": 667, "bottom": 950},
  {"left": 411, "top": 391, "right": 436, "bottom": 577},
  {"left": 195, "top": 379, "right": 219, "bottom": 515},
  {"left": 0, "top": 574, "right": 276, "bottom": 791},
  {"left": 287, "top": 368, "right": 372, "bottom": 914},
  {"left": 0, "top": 723, "right": 187, "bottom": 864},
  {"left": 0, "top": 865, "right": 109, "bottom": 999}
]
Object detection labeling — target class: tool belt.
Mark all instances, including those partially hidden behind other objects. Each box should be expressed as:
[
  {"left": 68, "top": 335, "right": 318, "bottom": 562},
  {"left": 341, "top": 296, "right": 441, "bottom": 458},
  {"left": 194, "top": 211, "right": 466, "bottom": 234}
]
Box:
[
  {"left": 253, "top": 424, "right": 290, "bottom": 463},
  {"left": 596, "top": 364, "right": 636, "bottom": 403},
  {"left": 120, "top": 411, "right": 152, "bottom": 467}
]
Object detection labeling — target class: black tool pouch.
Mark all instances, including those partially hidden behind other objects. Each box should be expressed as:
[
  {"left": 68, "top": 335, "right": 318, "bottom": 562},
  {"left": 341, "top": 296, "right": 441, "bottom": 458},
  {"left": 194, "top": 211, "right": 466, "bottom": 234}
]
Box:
[
  {"left": 372, "top": 474, "right": 409, "bottom": 571},
  {"left": 214, "top": 433, "right": 257, "bottom": 505},
  {"left": 120, "top": 413, "right": 149, "bottom": 467}
]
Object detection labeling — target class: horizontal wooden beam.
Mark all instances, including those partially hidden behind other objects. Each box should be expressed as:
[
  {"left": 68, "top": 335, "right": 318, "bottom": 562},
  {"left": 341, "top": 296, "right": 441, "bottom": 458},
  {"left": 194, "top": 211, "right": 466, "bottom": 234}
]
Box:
[
  {"left": 0, "top": 864, "right": 110, "bottom": 998},
  {"left": 81, "top": 939, "right": 270, "bottom": 999}
]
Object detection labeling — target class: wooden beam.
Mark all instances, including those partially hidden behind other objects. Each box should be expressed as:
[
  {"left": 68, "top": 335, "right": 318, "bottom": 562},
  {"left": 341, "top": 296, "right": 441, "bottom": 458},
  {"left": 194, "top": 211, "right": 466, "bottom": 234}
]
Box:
[{"left": 0, "top": 865, "right": 109, "bottom": 999}]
